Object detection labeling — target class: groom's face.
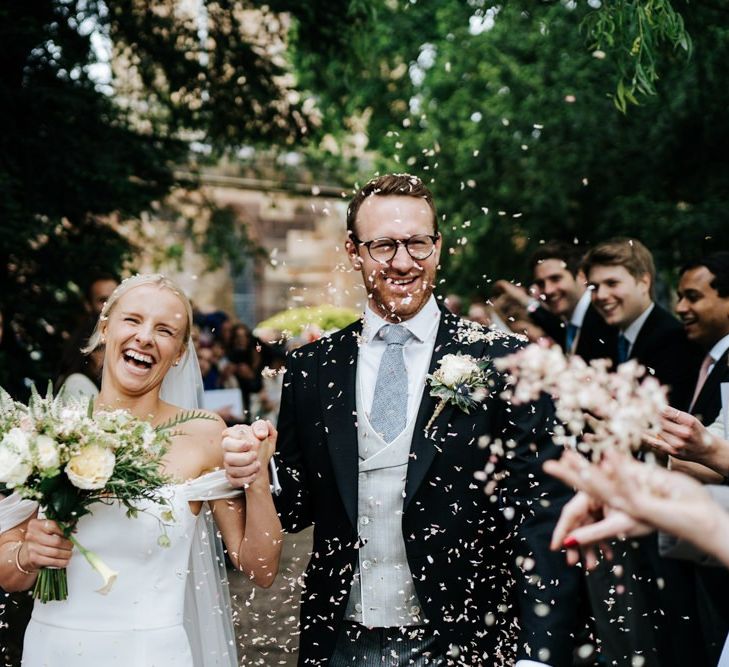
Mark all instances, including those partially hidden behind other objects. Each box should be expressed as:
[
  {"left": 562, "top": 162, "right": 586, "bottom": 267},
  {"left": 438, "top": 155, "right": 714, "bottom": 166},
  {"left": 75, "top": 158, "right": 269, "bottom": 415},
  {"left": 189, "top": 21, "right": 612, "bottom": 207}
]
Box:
[{"left": 347, "top": 194, "right": 441, "bottom": 322}]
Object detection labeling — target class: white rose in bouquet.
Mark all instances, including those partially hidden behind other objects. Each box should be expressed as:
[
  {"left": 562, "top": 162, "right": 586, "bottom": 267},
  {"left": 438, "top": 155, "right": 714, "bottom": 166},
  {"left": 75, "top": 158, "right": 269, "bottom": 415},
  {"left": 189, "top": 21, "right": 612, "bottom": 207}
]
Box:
[
  {"left": 66, "top": 444, "right": 116, "bottom": 490},
  {"left": 435, "top": 354, "right": 480, "bottom": 388},
  {"left": 34, "top": 434, "right": 61, "bottom": 471},
  {"left": 0, "top": 427, "right": 33, "bottom": 487}
]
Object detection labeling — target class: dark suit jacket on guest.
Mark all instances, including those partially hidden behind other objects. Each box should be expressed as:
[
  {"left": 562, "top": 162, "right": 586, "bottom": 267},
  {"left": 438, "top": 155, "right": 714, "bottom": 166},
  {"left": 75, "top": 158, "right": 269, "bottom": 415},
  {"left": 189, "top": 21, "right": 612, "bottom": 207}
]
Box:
[
  {"left": 691, "top": 347, "right": 729, "bottom": 426},
  {"left": 628, "top": 304, "right": 703, "bottom": 410},
  {"left": 688, "top": 345, "right": 729, "bottom": 664},
  {"left": 274, "top": 309, "right": 581, "bottom": 666},
  {"left": 620, "top": 304, "right": 708, "bottom": 666},
  {"left": 529, "top": 303, "right": 619, "bottom": 365}
]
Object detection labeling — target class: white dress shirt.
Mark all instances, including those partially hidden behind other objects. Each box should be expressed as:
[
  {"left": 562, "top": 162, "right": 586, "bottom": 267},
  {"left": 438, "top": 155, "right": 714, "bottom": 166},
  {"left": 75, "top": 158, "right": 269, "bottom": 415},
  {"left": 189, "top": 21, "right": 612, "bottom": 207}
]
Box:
[
  {"left": 359, "top": 296, "right": 441, "bottom": 421},
  {"left": 570, "top": 289, "right": 591, "bottom": 329},
  {"left": 621, "top": 302, "right": 655, "bottom": 358},
  {"left": 706, "top": 333, "right": 729, "bottom": 377}
]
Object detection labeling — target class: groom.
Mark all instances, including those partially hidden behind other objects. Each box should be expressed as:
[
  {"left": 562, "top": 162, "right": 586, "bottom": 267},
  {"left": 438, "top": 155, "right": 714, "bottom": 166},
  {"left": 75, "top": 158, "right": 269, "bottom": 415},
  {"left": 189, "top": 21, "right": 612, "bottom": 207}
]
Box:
[{"left": 224, "top": 174, "right": 580, "bottom": 665}]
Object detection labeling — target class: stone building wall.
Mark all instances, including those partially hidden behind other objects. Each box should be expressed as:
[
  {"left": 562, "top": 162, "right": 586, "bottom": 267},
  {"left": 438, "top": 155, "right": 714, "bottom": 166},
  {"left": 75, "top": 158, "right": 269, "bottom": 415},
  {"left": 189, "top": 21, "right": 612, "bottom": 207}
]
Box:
[{"left": 135, "top": 176, "right": 363, "bottom": 327}]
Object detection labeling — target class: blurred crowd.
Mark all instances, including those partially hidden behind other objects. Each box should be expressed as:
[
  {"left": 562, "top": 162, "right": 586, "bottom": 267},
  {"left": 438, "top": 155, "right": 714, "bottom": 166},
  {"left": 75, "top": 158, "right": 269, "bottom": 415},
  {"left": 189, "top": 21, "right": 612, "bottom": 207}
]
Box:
[{"left": 191, "top": 312, "right": 290, "bottom": 425}]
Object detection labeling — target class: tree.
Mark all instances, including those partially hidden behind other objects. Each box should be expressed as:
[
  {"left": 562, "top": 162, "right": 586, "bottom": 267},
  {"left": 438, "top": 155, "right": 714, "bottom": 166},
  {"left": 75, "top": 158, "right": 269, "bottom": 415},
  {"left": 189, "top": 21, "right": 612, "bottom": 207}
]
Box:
[
  {"left": 0, "top": 0, "right": 326, "bottom": 396},
  {"left": 292, "top": 1, "right": 729, "bottom": 296}
]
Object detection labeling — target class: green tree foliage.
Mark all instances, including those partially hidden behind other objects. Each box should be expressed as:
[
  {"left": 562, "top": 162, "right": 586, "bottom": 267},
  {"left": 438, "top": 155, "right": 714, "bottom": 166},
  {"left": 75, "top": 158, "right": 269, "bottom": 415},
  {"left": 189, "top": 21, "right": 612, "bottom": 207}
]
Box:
[
  {"left": 0, "top": 1, "right": 320, "bottom": 396},
  {"left": 586, "top": 0, "right": 692, "bottom": 111},
  {"left": 292, "top": 1, "right": 729, "bottom": 297}
]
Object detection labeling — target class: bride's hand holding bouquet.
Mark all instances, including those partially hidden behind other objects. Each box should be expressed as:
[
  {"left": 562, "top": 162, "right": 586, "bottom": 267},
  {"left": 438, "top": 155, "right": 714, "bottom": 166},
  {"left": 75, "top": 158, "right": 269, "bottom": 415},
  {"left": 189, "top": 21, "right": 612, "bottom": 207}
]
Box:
[{"left": 0, "top": 387, "right": 206, "bottom": 601}]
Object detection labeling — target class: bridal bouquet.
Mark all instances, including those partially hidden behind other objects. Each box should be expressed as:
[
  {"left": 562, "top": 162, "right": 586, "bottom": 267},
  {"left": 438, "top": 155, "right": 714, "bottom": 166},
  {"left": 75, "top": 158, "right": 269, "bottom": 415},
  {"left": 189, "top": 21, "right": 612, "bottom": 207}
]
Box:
[
  {"left": 0, "top": 385, "right": 205, "bottom": 602},
  {"left": 494, "top": 343, "right": 668, "bottom": 457}
]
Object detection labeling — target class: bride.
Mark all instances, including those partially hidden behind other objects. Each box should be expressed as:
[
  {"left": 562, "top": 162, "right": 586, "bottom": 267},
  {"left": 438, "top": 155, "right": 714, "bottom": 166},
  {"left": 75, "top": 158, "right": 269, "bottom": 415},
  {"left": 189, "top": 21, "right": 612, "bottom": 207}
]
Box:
[{"left": 0, "top": 274, "right": 282, "bottom": 666}]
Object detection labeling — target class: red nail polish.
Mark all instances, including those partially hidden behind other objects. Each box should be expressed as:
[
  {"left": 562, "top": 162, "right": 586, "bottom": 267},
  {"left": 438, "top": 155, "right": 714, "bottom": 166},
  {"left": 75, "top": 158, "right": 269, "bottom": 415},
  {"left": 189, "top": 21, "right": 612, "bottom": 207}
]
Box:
[{"left": 563, "top": 536, "right": 579, "bottom": 548}]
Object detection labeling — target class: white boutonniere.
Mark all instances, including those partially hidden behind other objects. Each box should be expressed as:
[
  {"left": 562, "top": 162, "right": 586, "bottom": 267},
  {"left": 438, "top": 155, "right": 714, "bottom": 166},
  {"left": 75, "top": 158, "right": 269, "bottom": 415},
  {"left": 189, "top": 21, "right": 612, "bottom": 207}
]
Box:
[{"left": 425, "top": 353, "right": 491, "bottom": 432}]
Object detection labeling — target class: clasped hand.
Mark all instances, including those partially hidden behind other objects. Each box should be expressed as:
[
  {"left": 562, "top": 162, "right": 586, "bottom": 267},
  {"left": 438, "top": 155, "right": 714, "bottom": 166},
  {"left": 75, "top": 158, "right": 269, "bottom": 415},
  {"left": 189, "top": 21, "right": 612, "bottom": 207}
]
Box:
[{"left": 222, "top": 419, "right": 277, "bottom": 489}]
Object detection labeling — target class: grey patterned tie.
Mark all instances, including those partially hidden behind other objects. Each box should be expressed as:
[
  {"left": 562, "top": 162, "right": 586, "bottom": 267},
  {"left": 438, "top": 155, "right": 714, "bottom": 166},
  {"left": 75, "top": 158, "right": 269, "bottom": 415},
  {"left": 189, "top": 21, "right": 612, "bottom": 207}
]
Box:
[{"left": 370, "top": 324, "right": 412, "bottom": 443}]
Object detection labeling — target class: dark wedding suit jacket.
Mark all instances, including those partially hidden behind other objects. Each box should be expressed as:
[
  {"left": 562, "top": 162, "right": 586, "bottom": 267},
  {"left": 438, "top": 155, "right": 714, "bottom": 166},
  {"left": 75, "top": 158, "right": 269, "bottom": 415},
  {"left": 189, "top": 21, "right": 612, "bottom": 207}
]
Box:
[
  {"left": 691, "top": 347, "right": 729, "bottom": 426},
  {"left": 626, "top": 304, "right": 707, "bottom": 666},
  {"left": 628, "top": 304, "right": 702, "bottom": 410},
  {"left": 274, "top": 309, "right": 581, "bottom": 666},
  {"left": 688, "top": 345, "right": 729, "bottom": 665},
  {"left": 529, "top": 303, "right": 618, "bottom": 364}
]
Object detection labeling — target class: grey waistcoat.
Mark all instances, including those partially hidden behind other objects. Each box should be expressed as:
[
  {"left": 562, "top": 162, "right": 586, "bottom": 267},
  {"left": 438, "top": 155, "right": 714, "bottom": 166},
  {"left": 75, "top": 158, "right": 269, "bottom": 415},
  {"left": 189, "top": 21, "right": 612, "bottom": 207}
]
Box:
[{"left": 343, "top": 372, "right": 425, "bottom": 628}]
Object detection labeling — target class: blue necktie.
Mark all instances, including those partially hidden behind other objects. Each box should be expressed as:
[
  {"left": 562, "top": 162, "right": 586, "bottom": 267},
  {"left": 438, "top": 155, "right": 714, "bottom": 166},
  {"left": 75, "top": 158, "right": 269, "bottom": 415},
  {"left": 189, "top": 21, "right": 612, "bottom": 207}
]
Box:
[
  {"left": 565, "top": 323, "right": 579, "bottom": 354},
  {"left": 617, "top": 334, "right": 630, "bottom": 364},
  {"left": 370, "top": 324, "right": 412, "bottom": 443}
]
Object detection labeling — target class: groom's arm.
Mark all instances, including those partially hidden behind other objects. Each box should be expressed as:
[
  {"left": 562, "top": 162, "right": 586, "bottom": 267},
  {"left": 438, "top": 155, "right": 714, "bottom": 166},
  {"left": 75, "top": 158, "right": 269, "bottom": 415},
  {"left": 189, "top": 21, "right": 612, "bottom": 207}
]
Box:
[
  {"left": 273, "top": 352, "right": 315, "bottom": 533},
  {"left": 491, "top": 371, "right": 580, "bottom": 666}
]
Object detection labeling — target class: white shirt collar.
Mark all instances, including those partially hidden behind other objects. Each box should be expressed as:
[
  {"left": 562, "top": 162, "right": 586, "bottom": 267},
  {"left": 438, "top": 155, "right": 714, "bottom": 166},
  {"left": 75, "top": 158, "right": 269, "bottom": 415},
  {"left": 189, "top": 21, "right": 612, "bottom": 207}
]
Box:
[
  {"left": 708, "top": 333, "right": 729, "bottom": 365},
  {"left": 362, "top": 294, "right": 441, "bottom": 344},
  {"left": 570, "top": 290, "right": 591, "bottom": 328},
  {"left": 621, "top": 302, "right": 655, "bottom": 345}
]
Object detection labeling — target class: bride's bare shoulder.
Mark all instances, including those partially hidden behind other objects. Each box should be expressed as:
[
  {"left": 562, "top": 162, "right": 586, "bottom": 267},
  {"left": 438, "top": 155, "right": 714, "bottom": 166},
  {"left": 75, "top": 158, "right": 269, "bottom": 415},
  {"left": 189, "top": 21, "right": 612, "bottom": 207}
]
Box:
[
  {"left": 168, "top": 408, "right": 225, "bottom": 441},
  {"left": 163, "top": 408, "right": 226, "bottom": 475}
]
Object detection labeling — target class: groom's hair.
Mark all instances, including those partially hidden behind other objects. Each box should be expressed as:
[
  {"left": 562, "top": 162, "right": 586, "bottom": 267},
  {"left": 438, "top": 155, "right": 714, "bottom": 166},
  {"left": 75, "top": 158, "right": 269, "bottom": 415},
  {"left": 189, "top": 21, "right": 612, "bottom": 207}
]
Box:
[
  {"left": 582, "top": 237, "right": 656, "bottom": 296},
  {"left": 346, "top": 173, "right": 438, "bottom": 236}
]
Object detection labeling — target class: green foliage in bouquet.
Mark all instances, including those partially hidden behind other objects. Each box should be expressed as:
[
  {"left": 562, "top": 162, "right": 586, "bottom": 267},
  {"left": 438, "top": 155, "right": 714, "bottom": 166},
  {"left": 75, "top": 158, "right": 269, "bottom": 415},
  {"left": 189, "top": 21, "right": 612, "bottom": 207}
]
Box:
[{"left": 0, "top": 384, "right": 214, "bottom": 602}]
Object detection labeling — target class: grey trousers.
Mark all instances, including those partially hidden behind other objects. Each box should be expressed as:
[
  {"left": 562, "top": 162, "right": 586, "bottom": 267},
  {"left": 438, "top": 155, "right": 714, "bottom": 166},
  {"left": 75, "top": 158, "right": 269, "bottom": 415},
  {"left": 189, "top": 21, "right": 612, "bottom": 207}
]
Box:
[{"left": 329, "top": 622, "right": 444, "bottom": 666}]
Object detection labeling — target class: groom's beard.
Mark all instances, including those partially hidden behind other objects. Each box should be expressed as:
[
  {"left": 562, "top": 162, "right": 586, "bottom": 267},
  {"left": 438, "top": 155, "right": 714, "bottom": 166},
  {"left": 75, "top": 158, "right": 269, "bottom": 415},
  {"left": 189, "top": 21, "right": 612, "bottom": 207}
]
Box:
[{"left": 364, "top": 264, "right": 436, "bottom": 322}]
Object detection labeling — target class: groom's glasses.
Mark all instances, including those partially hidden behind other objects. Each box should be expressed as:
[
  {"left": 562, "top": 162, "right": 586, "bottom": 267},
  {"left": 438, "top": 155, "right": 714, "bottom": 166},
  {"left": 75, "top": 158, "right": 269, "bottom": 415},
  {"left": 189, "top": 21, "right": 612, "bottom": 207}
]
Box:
[{"left": 350, "top": 234, "right": 440, "bottom": 264}]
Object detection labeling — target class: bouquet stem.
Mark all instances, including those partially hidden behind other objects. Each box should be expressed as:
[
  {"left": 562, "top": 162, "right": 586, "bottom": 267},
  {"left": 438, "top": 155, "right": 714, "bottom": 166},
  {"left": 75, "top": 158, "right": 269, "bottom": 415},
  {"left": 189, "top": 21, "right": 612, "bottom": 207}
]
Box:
[{"left": 33, "top": 567, "right": 68, "bottom": 603}]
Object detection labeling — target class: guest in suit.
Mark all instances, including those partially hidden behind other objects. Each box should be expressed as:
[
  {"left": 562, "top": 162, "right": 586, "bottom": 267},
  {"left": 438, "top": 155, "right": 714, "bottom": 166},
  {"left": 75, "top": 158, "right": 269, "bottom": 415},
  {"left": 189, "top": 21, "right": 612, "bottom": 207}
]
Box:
[
  {"left": 582, "top": 237, "right": 705, "bottom": 667},
  {"left": 583, "top": 238, "right": 701, "bottom": 410},
  {"left": 224, "top": 174, "right": 581, "bottom": 666},
  {"left": 672, "top": 252, "right": 729, "bottom": 662},
  {"left": 677, "top": 252, "right": 729, "bottom": 425},
  {"left": 496, "top": 242, "right": 617, "bottom": 363}
]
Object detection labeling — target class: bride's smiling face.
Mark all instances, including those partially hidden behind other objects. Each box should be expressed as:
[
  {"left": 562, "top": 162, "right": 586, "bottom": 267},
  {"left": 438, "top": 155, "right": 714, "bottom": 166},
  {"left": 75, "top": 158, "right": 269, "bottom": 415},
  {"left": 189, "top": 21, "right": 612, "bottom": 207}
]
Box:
[{"left": 100, "top": 284, "right": 188, "bottom": 396}]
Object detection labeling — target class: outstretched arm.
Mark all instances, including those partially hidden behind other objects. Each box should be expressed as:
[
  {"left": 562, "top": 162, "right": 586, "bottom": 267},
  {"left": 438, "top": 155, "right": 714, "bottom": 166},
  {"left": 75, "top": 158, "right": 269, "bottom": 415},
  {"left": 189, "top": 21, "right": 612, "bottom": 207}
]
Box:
[
  {"left": 545, "top": 448, "right": 729, "bottom": 568},
  {"left": 642, "top": 407, "right": 729, "bottom": 478},
  {"left": 220, "top": 421, "right": 281, "bottom": 587},
  {"left": 200, "top": 418, "right": 283, "bottom": 588}
]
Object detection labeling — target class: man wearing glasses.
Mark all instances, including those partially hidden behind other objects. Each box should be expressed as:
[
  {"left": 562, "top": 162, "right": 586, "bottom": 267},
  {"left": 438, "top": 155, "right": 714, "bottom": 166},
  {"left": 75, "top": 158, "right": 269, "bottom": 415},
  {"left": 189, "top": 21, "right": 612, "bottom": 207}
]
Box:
[{"left": 225, "top": 174, "right": 580, "bottom": 665}]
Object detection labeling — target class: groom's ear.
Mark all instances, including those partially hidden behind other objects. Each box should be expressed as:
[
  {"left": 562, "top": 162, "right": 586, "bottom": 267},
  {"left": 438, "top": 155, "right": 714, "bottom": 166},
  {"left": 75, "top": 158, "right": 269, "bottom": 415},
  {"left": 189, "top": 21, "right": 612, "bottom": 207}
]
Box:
[{"left": 346, "top": 237, "right": 363, "bottom": 270}]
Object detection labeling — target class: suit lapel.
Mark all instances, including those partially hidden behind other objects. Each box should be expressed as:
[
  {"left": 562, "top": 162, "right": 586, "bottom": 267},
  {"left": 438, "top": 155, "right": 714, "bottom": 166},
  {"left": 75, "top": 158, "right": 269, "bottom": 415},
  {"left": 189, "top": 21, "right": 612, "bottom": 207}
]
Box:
[
  {"left": 696, "top": 348, "right": 729, "bottom": 413},
  {"left": 628, "top": 307, "right": 657, "bottom": 361},
  {"left": 404, "top": 310, "right": 482, "bottom": 510},
  {"left": 320, "top": 322, "right": 361, "bottom": 528}
]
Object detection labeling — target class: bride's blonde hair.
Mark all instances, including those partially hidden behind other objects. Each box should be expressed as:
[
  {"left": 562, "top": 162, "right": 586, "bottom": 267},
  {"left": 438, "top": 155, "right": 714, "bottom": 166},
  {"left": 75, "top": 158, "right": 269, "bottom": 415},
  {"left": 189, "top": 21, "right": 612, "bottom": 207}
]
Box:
[{"left": 83, "top": 274, "right": 194, "bottom": 354}]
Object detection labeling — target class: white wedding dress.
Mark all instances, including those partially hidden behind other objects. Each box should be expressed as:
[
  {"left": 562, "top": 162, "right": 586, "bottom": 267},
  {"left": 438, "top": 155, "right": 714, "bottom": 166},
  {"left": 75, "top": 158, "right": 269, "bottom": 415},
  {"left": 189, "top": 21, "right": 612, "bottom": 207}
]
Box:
[{"left": 22, "top": 470, "right": 240, "bottom": 667}]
